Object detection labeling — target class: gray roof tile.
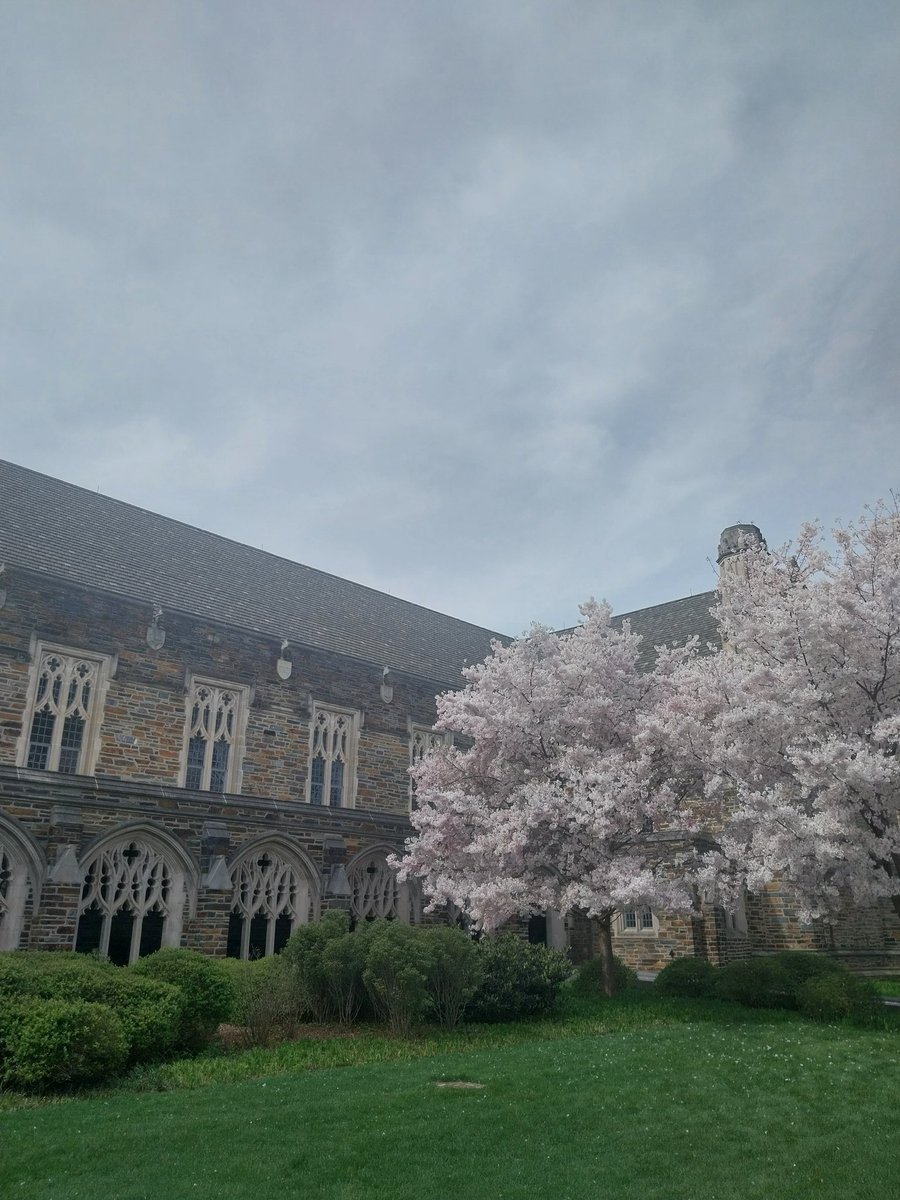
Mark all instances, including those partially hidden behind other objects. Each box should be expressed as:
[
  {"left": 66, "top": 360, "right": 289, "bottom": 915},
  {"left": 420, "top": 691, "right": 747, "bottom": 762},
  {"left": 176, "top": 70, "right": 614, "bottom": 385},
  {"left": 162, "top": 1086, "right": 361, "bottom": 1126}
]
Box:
[{"left": 0, "top": 460, "right": 719, "bottom": 685}]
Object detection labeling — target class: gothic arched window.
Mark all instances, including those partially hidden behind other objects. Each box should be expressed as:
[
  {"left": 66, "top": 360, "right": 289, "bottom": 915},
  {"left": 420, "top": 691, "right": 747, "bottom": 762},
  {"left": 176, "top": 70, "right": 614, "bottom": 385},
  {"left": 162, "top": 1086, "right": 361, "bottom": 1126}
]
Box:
[
  {"left": 0, "top": 835, "right": 36, "bottom": 951},
  {"left": 348, "top": 850, "right": 419, "bottom": 925},
  {"left": 227, "top": 847, "right": 317, "bottom": 959},
  {"left": 74, "top": 837, "right": 189, "bottom": 965}
]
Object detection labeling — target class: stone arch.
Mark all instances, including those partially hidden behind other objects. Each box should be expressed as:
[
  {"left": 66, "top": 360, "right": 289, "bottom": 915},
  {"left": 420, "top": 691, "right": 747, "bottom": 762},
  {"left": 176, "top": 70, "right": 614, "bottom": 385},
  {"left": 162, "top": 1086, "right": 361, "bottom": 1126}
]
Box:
[
  {"left": 346, "top": 843, "right": 421, "bottom": 925},
  {"left": 0, "top": 813, "right": 44, "bottom": 951},
  {"left": 226, "top": 836, "right": 322, "bottom": 959},
  {"left": 74, "top": 822, "right": 199, "bottom": 965}
]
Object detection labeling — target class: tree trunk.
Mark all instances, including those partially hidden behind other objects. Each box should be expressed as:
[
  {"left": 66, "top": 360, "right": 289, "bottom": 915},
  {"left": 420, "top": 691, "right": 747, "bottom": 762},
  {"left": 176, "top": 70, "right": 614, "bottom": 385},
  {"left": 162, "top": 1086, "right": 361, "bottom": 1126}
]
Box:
[{"left": 595, "top": 912, "right": 617, "bottom": 997}]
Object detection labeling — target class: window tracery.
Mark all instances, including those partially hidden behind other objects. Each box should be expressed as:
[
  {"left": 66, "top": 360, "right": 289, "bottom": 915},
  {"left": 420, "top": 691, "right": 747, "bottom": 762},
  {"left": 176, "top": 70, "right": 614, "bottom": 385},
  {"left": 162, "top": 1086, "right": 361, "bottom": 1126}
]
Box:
[
  {"left": 308, "top": 705, "right": 358, "bottom": 807},
  {"left": 349, "top": 850, "right": 418, "bottom": 924},
  {"left": 226, "top": 847, "right": 315, "bottom": 959},
  {"left": 74, "top": 839, "right": 186, "bottom": 965},
  {"left": 182, "top": 678, "right": 247, "bottom": 792},
  {"left": 19, "top": 644, "right": 111, "bottom": 775}
]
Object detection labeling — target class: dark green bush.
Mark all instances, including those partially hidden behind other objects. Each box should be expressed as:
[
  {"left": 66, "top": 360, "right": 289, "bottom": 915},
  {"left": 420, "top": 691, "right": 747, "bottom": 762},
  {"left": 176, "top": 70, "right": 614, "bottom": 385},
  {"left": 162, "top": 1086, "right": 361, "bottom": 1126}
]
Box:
[
  {"left": 571, "top": 955, "right": 638, "bottom": 998},
  {"left": 322, "top": 929, "right": 373, "bottom": 1024},
  {"left": 281, "top": 910, "right": 351, "bottom": 1021},
  {"left": 654, "top": 957, "right": 718, "bottom": 998},
  {"left": 714, "top": 956, "right": 792, "bottom": 1008},
  {"left": 0, "top": 997, "right": 127, "bottom": 1091},
  {"left": 0, "top": 951, "right": 183, "bottom": 1063},
  {"left": 131, "top": 948, "right": 234, "bottom": 1051},
  {"left": 362, "top": 921, "right": 434, "bottom": 1036},
  {"left": 422, "top": 925, "right": 483, "bottom": 1029},
  {"left": 769, "top": 951, "right": 845, "bottom": 993},
  {"left": 468, "top": 934, "right": 569, "bottom": 1022},
  {"left": 715, "top": 952, "right": 860, "bottom": 1013},
  {"left": 796, "top": 972, "right": 880, "bottom": 1023}
]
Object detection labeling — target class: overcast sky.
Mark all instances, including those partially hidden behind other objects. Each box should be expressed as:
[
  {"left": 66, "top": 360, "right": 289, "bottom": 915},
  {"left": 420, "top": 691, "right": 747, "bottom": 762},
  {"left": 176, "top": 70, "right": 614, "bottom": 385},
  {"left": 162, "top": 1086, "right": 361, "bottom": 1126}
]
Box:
[{"left": 2, "top": 2, "right": 899, "bottom": 635}]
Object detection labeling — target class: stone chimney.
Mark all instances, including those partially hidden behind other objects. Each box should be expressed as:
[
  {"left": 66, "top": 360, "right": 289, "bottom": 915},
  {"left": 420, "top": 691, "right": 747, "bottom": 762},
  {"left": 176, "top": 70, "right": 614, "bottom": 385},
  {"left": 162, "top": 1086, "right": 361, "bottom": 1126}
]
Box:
[{"left": 717, "top": 523, "right": 766, "bottom": 598}]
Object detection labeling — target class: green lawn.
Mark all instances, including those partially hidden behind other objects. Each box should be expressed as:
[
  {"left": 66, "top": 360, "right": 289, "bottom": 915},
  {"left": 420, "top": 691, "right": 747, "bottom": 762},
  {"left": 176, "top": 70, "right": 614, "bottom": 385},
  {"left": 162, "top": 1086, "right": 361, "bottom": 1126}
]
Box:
[{"left": 1, "top": 1001, "right": 898, "bottom": 1200}]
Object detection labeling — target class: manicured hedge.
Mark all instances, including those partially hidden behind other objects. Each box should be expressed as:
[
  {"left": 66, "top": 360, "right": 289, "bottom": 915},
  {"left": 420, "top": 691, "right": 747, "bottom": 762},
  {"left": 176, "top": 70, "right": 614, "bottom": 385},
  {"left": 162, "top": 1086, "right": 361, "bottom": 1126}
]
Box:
[
  {"left": 132, "top": 948, "right": 235, "bottom": 1051},
  {"left": 0, "top": 951, "right": 184, "bottom": 1063},
  {"left": 653, "top": 950, "right": 879, "bottom": 1023},
  {"left": 0, "top": 996, "right": 127, "bottom": 1091},
  {"left": 654, "top": 957, "right": 718, "bottom": 998}
]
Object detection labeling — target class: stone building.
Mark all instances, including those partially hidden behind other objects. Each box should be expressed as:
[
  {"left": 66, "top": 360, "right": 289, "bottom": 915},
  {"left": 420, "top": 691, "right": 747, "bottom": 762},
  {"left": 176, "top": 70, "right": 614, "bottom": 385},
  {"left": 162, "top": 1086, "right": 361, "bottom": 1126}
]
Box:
[{"left": 0, "top": 459, "right": 896, "bottom": 972}]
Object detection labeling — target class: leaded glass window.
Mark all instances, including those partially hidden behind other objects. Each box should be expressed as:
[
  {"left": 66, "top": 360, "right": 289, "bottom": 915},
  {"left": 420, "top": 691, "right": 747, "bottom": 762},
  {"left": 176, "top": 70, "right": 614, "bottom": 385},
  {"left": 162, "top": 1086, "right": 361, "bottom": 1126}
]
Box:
[
  {"left": 20, "top": 646, "right": 109, "bottom": 775},
  {"left": 182, "top": 679, "right": 246, "bottom": 792},
  {"left": 620, "top": 905, "right": 655, "bottom": 932},
  {"left": 308, "top": 706, "right": 357, "bottom": 807}
]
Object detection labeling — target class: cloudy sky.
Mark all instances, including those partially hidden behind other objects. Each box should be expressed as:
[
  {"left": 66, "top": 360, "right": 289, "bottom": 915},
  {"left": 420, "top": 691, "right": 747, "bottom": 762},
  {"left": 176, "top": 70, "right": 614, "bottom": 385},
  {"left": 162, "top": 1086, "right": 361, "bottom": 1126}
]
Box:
[{"left": 2, "top": 2, "right": 899, "bottom": 635}]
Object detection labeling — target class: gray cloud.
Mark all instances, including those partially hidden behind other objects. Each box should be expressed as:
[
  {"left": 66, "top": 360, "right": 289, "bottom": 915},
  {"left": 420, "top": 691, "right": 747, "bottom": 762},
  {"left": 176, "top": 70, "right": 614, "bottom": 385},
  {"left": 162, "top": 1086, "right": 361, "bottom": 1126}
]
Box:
[{"left": 2, "top": 1, "right": 899, "bottom": 635}]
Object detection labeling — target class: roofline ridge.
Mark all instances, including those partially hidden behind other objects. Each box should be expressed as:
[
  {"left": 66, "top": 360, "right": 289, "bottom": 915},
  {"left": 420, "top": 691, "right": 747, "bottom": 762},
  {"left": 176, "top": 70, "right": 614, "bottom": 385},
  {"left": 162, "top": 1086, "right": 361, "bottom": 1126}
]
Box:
[{"left": 613, "top": 589, "right": 718, "bottom": 623}]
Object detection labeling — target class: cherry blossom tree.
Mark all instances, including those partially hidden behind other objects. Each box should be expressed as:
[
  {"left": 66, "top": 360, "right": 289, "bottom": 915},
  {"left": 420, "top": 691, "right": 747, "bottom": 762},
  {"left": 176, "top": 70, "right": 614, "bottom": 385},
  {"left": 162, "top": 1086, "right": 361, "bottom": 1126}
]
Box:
[
  {"left": 398, "top": 601, "right": 701, "bottom": 995},
  {"left": 647, "top": 506, "right": 900, "bottom": 925}
]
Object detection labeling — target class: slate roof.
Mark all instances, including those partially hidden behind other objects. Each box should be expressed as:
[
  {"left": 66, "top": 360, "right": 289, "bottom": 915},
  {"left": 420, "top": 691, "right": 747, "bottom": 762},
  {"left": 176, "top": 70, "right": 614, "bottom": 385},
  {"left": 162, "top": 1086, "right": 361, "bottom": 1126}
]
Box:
[
  {"left": 0, "top": 459, "right": 719, "bottom": 685},
  {"left": 611, "top": 592, "right": 720, "bottom": 668}
]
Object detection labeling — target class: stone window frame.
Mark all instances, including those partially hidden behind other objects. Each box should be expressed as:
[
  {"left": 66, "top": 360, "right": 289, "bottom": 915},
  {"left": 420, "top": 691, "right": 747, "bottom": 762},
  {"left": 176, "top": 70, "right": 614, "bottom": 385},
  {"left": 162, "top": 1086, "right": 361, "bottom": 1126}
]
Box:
[
  {"left": 16, "top": 639, "right": 114, "bottom": 777},
  {"left": 0, "top": 814, "right": 43, "bottom": 952},
  {"left": 346, "top": 844, "right": 421, "bottom": 925},
  {"left": 613, "top": 906, "right": 659, "bottom": 936},
  {"left": 179, "top": 673, "right": 250, "bottom": 794},
  {"left": 306, "top": 701, "right": 360, "bottom": 808},
  {"left": 226, "top": 838, "right": 321, "bottom": 960},
  {"left": 407, "top": 721, "right": 452, "bottom": 810},
  {"left": 73, "top": 824, "right": 199, "bottom": 965}
]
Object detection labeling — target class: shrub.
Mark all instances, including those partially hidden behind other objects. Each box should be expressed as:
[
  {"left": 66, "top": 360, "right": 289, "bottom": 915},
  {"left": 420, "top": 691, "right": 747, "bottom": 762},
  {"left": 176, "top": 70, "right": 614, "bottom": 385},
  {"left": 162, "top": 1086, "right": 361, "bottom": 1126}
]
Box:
[
  {"left": 221, "top": 956, "right": 297, "bottom": 1047},
  {"left": 571, "top": 955, "right": 638, "bottom": 998},
  {"left": 322, "top": 930, "right": 372, "bottom": 1025},
  {"left": 0, "top": 951, "right": 183, "bottom": 1064},
  {"left": 362, "top": 921, "right": 434, "bottom": 1036},
  {"left": 796, "top": 973, "right": 880, "bottom": 1023},
  {"left": 713, "top": 956, "right": 792, "bottom": 1008},
  {"left": 0, "top": 997, "right": 127, "bottom": 1091},
  {"left": 714, "top": 952, "right": 861, "bottom": 1012},
  {"left": 422, "top": 925, "right": 483, "bottom": 1029},
  {"left": 468, "top": 934, "right": 569, "bottom": 1023},
  {"left": 654, "top": 957, "right": 718, "bottom": 998},
  {"left": 769, "top": 951, "right": 846, "bottom": 994},
  {"left": 281, "top": 910, "right": 351, "bottom": 1021},
  {"left": 132, "top": 948, "right": 234, "bottom": 1051}
]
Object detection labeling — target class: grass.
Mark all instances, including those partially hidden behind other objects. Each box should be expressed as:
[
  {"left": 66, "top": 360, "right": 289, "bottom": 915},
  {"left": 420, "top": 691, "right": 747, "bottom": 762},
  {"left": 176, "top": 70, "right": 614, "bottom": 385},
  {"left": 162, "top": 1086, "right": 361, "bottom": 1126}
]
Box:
[
  {"left": 871, "top": 977, "right": 900, "bottom": 997},
  {"left": 1, "top": 993, "right": 898, "bottom": 1199}
]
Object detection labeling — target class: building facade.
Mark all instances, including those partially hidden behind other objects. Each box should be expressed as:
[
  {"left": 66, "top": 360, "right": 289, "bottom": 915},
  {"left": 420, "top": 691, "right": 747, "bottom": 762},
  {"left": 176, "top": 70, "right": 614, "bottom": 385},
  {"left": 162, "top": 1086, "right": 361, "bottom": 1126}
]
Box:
[{"left": 0, "top": 460, "right": 896, "bottom": 972}]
